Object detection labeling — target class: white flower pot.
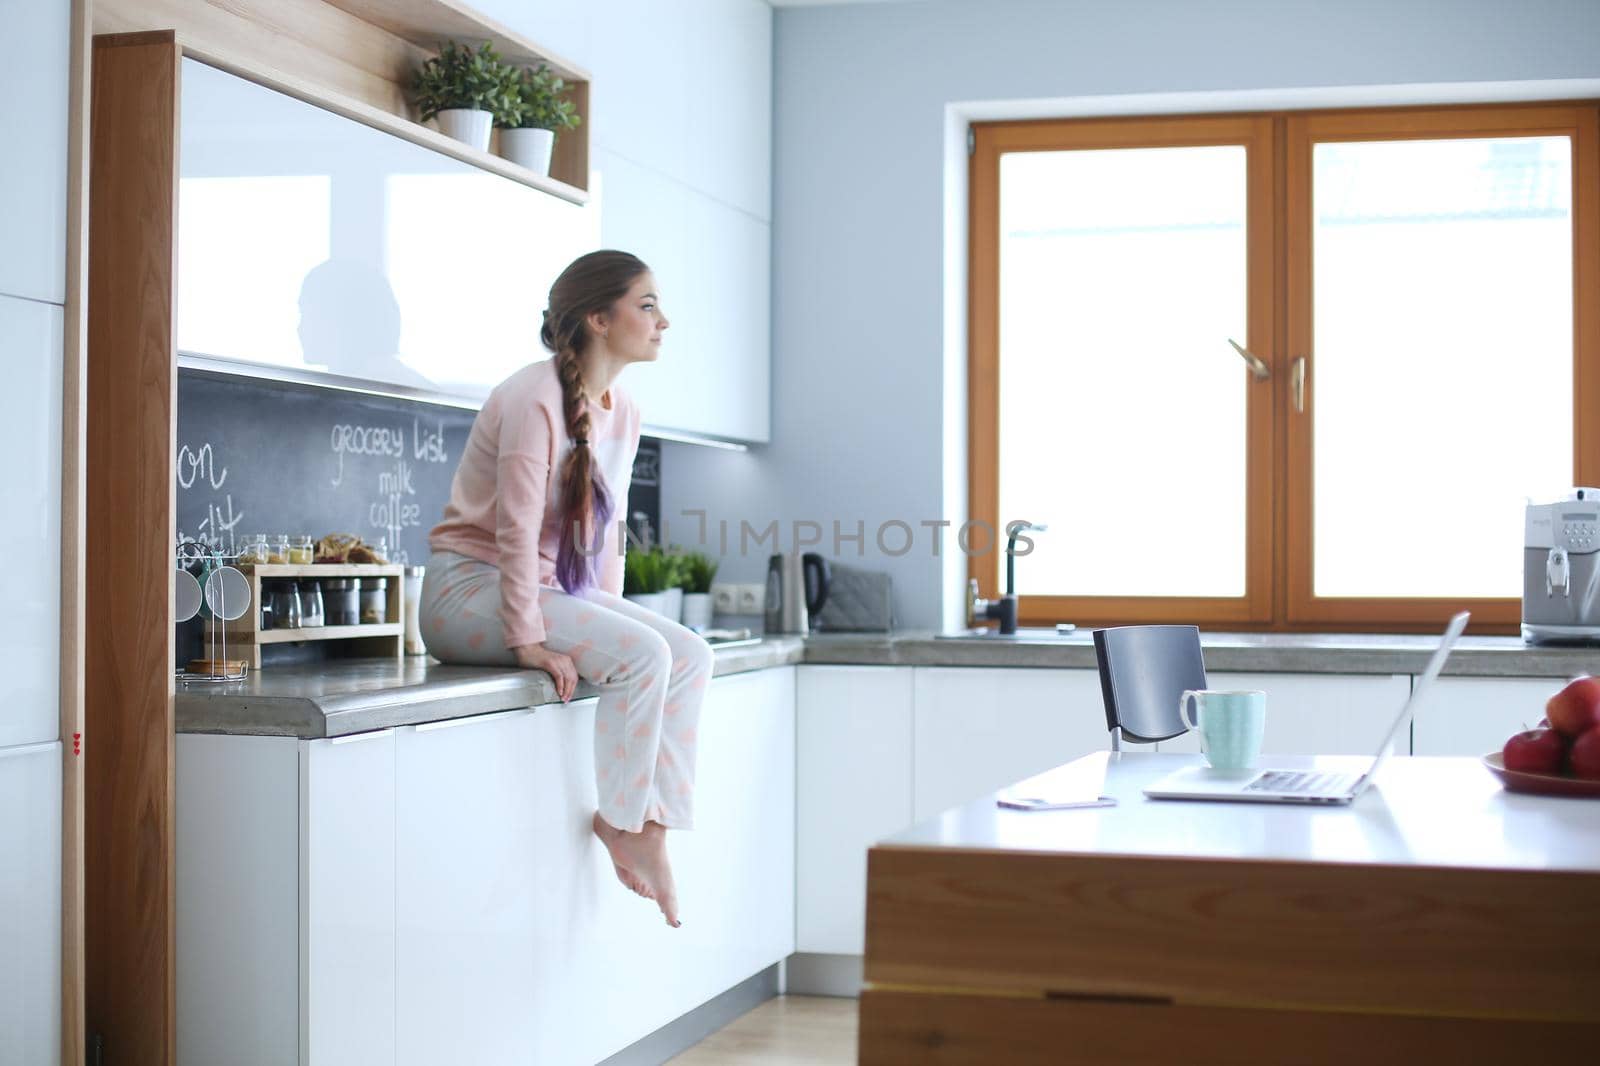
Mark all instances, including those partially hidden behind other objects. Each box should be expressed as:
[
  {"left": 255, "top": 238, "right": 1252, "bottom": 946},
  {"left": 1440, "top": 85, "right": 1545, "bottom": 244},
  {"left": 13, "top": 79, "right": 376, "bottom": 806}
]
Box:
[
  {"left": 500, "top": 127, "right": 555, "bottom": 174},
  {"left": 681, "top": 592, "right": 713, "bottom": 633},
  {"left": 435, "top": 108, "right": 493, "bottom": 151},
  {"left": 660, "top": 587, "right": 684, "bottom": 624},
  {"left": 626, "top": 592, "right": 667, "bottom": 617}
]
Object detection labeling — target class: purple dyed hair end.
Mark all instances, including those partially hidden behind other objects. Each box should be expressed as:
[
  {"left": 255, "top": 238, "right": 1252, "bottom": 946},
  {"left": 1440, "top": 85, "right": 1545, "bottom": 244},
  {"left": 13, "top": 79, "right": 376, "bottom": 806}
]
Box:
[{"left": 556, "top": 472, "right": 615, "bottom": 594}]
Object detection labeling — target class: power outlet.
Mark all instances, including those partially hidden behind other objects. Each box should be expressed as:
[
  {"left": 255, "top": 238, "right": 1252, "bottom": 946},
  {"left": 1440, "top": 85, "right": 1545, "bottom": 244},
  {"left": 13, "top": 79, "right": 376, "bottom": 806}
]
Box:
[
  {"left": 735, "top": 583, "right": 765, "bottom": 614},
  {"left": 711, "top": 582, "right": 767, "bottom": 615}
]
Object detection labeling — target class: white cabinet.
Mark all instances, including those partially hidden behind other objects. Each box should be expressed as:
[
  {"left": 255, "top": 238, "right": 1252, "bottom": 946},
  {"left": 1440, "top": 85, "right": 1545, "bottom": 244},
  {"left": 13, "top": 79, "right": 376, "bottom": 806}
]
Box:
[
  {"left": 395, "top": 710, "right": 541, "bottom": 1065},
  {"left": 0, "top": 294, "right": 62, "bottom": 750},
  {"left": 394, "top": 667, "right": 795, "bottom": 1066},
  {"left": 0, "top": 742, "right": 61, "bottom": 1066},
  {"left": 179, "top": 59, "right": 597, "bottom": 403},
  {"left": 796, "top": 666, "right": 913, "bottom": 955},
  {"left": 599, "top": 148, "right": 771, "bottom": 442},
  {"left": 304, "top": 731, "right": 397, "bottom": 1066},
  {"left": 911, "top": 667, "right": 1109, "bottom": 821},
  {"left": 0, "top": 0, "right": 69, "bottom": 305},
  {"left": 1207, "top": 672, "right": 1412, "bottom": 756},
  {"left": 178, "top": 732, "right": 397, "bottom": 1066},
  {"left": 1415, "top": 676, "right": 1567, "bottom": 756}
]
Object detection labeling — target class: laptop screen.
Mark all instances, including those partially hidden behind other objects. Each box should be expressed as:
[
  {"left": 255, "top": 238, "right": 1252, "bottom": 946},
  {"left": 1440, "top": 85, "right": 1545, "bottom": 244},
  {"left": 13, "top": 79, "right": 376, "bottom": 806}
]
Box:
[{"left": 1358, "top": 611, "right": 1470, "bottom": 785}]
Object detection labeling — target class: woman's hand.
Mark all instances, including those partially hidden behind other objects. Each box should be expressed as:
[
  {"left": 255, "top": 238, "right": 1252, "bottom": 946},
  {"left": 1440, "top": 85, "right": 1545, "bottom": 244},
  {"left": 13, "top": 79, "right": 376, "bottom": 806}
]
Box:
[{"left": 514, "top": 642, "right": 578, "bottom": 702}]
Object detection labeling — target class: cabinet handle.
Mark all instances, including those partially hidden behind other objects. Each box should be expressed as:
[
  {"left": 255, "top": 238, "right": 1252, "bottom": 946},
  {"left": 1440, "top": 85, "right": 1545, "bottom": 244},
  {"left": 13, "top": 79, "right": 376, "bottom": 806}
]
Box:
[
  {"left": 329, "top": 728, "right": 394, "bottom": 745},
  {"left": 1291, "top": 356, "right": 1307, "bottom": 413},
  {"left": 415, "top": 709, "right": 524, "bottom": 732}
]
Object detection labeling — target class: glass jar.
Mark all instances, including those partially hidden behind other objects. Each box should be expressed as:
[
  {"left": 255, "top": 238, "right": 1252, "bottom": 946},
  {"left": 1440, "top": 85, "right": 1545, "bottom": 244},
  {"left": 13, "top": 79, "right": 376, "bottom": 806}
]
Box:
[
  {"left": 323, "top": 578, "right": 359, "bottom": 626},
  {"left": 298, "top": 579, "right": 325, "bottom": 627},
  {"left": 360, "top": 577, "right": 388, "bottom": 625},
  {"left": 287, "top": 535, "right": 315, "bottom": 565},
  {"left": 270, "top": 580, "right": 301, "bottom": 629},
  {"left": 269, "top": 534, "right": 290, "bottom": 565},
  {"left": 236, "top": 534, "right": 268, "bottom": 566}
]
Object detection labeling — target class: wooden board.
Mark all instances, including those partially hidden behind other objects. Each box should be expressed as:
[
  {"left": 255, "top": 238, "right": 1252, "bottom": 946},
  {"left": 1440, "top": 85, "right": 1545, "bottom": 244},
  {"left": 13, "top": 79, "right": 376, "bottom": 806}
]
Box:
[
  {"left": 94, "top": 0, "right": 591, "bottom": 196},
  {"left": 859, "top": 990, "right": 1600, "bottom": 1065},
  {"left": 86, "top": 32, "right": 182, "bottom": 1066},
  {"left": 864, "top": 846, "right": 1600, "bottom": 1024},
  {"left": 61, "top": 0, "right": 90, "bottom": 1059}
]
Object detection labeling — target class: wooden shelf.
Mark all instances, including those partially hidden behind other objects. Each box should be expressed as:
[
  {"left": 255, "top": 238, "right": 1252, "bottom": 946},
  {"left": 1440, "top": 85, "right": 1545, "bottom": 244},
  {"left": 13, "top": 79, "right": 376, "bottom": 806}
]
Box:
[
  {"left": 95, "top": 0, "right": 592, "bottom": 201},
  {"left": 321, "top": 0, "right": 586, "bottom": 81},
  {"left": 255, "top": 622, "right": 403, "bottom": 645},
  {"left": 210, "top": 562, "right": 407, "bottom": 667}
]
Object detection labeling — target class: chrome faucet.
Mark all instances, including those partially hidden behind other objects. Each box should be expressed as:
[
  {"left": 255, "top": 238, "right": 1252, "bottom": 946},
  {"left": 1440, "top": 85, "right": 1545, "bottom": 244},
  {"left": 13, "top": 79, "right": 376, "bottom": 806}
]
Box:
[{"left": 966, "top": 521, "right": 1047, "bottom": 635}]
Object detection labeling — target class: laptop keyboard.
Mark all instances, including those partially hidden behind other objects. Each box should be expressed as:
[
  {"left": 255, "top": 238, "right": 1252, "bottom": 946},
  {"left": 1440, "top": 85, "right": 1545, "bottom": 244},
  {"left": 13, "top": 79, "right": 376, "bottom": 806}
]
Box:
[{"left": 1245, "top": 770, "right": 1360, "bottom": 795}]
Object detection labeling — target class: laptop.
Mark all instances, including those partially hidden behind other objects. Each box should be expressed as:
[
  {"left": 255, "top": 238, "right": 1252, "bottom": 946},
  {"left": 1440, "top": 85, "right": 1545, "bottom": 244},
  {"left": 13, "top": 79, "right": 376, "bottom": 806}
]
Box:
[{"left": 1143, "top": 611, "right": 1470, "bottom": 805}]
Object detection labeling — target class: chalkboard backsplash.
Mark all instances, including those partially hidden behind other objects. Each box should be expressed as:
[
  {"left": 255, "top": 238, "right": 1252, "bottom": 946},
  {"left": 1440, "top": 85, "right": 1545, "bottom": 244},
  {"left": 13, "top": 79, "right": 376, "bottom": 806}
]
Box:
[{"left": 177, "top": 369, "right": 661, "bottom": 569}]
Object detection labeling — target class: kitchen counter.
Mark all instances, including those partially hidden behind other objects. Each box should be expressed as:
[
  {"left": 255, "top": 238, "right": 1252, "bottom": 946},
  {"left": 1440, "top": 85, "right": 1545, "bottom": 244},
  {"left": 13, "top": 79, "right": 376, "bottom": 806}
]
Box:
[{"left": 176, "top": 629, "right": 1598, "bottom": 738}]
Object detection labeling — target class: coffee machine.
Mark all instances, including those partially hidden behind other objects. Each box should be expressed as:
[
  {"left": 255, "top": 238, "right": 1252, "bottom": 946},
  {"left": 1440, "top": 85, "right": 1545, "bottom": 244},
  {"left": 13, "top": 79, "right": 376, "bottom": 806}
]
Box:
[{"left": 1523, "top": 488, "right": 1600, "bottom": 643}]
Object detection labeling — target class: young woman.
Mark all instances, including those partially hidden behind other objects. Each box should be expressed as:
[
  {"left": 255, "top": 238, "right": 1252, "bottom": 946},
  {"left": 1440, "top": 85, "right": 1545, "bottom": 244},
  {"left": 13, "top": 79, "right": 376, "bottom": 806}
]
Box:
[{"left": 419, "top": 250, "right": 712, "bottom": 928}]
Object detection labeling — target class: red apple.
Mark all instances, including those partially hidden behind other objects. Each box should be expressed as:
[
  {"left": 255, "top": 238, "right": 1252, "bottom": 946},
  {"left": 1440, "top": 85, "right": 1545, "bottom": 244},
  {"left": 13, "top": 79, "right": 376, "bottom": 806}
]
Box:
[
  {"left": 1503, "top": 728, "right": 1567, "bottom": 775},
  {"left": 1545, "top": 676, "right": 1600, "bottom": 738},
  {"left": 1569, "top": 727, "right": 1600, "bottom": 780}
]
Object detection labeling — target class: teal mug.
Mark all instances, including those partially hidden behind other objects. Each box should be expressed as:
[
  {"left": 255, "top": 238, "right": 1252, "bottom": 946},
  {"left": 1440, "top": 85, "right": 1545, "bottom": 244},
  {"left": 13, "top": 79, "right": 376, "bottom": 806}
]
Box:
[{"left": 1179, "top": 689, "right": 1266, "bottom": 770}]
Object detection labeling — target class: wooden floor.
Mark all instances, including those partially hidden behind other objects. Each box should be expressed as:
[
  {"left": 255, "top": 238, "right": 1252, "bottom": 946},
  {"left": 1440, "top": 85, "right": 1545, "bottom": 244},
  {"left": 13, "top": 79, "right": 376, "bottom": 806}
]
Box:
[{"left": 669, "top": 995, "right": 858, "bottom": 1065}]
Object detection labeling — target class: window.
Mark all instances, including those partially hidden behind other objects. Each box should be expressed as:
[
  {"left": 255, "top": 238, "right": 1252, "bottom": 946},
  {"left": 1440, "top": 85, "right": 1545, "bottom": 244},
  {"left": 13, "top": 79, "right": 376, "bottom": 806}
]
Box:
[{"left": 970, "top": 104, "right": 1599, "bottom": 632}]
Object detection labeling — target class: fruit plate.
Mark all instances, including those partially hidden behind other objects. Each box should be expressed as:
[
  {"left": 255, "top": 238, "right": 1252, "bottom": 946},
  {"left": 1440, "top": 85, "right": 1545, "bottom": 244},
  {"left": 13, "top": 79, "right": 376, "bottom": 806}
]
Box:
[{"left": 1482, "top": 753, "right": 1600, "bottom": 798}]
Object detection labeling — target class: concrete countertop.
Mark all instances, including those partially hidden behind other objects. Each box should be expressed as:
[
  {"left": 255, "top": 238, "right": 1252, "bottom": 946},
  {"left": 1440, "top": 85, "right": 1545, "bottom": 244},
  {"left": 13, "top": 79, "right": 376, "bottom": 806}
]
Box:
[{"left": 176, "top": 629, "right": 1600, "bottom": 739}]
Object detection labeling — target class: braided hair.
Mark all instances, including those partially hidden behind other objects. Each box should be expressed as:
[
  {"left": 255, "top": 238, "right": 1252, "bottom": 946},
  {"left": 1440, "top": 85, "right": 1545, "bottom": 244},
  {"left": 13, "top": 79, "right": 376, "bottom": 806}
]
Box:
[{"left": 539, "top": 250, "right": 649, "bottom": 593}]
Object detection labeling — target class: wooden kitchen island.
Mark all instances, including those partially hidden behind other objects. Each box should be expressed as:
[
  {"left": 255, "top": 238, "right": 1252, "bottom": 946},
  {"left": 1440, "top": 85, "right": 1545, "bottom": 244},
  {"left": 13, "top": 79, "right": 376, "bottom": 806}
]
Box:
[{"left": 860, "top": 752, "right": 1600, "bottom": 1064}]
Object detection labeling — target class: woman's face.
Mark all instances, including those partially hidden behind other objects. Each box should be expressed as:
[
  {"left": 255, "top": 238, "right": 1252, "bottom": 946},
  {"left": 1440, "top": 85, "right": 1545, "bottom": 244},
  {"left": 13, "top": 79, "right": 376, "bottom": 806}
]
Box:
[{"left": 594, "top": 272, "right": 669, "bottom": 364}]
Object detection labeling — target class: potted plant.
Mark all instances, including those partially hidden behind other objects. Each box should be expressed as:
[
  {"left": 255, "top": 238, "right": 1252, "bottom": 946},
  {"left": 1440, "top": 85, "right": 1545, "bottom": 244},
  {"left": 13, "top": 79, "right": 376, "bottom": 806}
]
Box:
[
  {"left": 657, "top": 549, "right": 686, "bottom": 624},
  {"left": 624, "top": 546, "right": 673, "bottom": 618},
  {"left": 496, "top": 62, "right": 581, "bottom": 175},
  {"left": 413, "top": 41, "right": 515, "bottom": 152},
  {"left": 679, "top": 552, "right": 718, "bottom": 633}
]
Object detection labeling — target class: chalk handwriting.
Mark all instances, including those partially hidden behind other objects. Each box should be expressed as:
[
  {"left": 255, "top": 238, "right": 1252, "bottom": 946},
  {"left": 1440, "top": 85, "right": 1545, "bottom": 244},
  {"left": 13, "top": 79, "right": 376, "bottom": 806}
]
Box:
[
  {"left": 177, "top": 442, "right": 228, "bottom": 491},
  {"left": 331, "top": 422, "right": 405, "bottom": 487},
  {"left": 413, "top": 417, "right": 450, "bottom": 464}
]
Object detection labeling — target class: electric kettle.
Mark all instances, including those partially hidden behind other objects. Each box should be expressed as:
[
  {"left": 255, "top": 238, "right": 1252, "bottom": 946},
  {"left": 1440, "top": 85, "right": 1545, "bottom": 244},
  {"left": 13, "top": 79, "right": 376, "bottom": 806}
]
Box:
[{"left": 765, "top": 552, "right": 831, "bottom": 634}]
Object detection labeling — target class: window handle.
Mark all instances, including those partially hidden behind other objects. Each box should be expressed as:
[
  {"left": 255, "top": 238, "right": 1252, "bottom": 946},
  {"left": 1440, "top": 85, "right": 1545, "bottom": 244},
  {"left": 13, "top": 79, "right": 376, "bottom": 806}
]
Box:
[
  {"left": 1291, "top": 356, "right": 1307, "bottom": 412},
  {"left": 1227, "top": 338, "right": 1270, "bottom": 380}
]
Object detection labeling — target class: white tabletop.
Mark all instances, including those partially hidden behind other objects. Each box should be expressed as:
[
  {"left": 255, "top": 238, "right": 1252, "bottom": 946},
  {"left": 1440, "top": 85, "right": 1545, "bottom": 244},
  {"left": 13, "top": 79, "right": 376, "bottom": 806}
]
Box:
[{"left": 880, "top": 752, "right": 1600, "bottom": 874}]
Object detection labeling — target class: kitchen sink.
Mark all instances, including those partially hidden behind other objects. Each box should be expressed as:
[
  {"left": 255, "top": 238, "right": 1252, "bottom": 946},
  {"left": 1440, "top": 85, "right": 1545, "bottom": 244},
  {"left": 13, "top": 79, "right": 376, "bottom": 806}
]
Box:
[{"left": 935, "top": 625, "right": 1080, "bottom": 641}]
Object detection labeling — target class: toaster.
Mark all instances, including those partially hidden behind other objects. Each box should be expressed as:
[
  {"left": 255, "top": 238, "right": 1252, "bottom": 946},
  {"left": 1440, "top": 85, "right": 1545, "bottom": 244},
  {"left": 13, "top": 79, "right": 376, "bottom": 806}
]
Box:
[{"left": 1523, "top": 488, "right": 1600, "bottom": 643}]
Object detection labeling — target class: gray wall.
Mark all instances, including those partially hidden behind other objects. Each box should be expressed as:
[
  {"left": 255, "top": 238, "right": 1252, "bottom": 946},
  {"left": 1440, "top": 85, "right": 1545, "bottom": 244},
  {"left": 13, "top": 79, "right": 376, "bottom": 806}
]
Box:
[{"left": 661, "top": 0, "right": 1600, "bottom": 629}]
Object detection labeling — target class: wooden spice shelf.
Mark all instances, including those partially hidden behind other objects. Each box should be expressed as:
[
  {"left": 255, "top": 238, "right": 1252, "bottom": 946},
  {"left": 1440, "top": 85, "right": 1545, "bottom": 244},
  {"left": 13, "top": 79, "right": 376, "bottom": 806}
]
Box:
[
  {"left": 255, "top": 622, "right": 403, "bottom": 645},
  {"left": 207, "top": 563, "right": 406, "bottom": 668}
]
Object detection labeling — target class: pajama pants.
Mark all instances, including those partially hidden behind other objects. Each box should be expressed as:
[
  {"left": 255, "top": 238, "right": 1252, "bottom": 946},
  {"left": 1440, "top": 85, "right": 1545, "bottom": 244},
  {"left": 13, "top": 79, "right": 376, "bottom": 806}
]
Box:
[{"left": 418, "top": 550, "right": 713, "bottom": 833}]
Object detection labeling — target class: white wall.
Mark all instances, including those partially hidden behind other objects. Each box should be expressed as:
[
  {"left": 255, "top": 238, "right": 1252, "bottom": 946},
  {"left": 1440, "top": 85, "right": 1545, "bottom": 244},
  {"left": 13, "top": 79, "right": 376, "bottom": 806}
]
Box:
[{"left": 660, "top": 0, "right": 1600, "bottom": 628}]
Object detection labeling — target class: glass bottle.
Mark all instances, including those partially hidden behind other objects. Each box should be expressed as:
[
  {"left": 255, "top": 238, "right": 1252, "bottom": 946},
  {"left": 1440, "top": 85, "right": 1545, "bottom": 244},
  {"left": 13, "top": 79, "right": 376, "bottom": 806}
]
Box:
[
  {"left": 271, "top": 580, "right": 301, "bottom": 629},
  {"left": 299, "top": 579, "right": 325, "bottom": 627}
]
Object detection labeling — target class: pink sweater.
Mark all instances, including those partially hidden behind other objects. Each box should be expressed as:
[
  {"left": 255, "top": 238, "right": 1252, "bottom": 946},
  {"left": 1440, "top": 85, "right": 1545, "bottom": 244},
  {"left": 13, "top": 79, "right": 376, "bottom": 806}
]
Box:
[{"left": 429, "top": 359, "right": 641, "bottom": 648}]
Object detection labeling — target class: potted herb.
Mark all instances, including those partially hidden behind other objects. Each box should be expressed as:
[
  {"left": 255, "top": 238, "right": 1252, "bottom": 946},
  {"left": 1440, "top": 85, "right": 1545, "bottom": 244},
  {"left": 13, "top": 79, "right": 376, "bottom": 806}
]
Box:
[
  {"left": 678, "top": 552, "right": 718, "bottom": 633},
  {"left": 496, "top": 62, "right": 582, "bottom": 175},
  {"left": 413, "top": 41, "right": 515, "bottom": 152},
  {"left": 624, "top": 546, "right": 671, "bottom": 618}
]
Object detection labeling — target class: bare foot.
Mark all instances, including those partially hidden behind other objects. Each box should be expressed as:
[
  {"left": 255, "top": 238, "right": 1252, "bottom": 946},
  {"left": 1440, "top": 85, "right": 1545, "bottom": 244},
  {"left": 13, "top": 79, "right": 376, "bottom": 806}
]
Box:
[{"left": 591, "top": 812, "right": 681, "bottom": 927}]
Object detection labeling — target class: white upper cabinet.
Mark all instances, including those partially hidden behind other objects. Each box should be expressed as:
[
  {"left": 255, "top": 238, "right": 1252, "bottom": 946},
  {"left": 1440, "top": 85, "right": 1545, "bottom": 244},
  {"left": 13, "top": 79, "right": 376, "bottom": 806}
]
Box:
[
  {"left": 0, "top": 0, "right": 68, "bottom": 305},
  {"left": 178, "top": 59, "right": 599, "bottom": 404},
  {"left": 0, "top": 294, "right": 62, "bottom": 749}
]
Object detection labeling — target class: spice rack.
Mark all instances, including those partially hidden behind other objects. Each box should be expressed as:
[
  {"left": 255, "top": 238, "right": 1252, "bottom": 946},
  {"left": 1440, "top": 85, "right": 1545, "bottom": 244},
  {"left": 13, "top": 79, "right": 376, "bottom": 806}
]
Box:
[{"left": 210, "top": 563, "right": 405, "bottom": 669}]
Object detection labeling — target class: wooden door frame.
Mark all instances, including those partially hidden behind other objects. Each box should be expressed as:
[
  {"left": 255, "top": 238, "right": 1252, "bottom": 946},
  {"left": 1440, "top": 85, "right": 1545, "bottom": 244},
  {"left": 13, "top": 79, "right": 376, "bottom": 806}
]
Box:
[
  {"left": 85, "top": 31, "right": 181, "bottom": 1065},
  {"left": 968, "top": 115, "right": 1278, "bottom": 629}
]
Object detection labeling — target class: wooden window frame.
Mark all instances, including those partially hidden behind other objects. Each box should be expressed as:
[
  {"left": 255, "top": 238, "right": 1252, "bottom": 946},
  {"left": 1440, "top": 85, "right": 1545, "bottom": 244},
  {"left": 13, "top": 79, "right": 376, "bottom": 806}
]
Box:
[
  {"left": 969, "top": 115, "right": 1278, "bottom": 630},
  {"left": 1283, "top": 103, "right": 1600, "bottom": 632},
  {"left": 970, "top": 102, "right": 1600, "bottom": 633}
]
